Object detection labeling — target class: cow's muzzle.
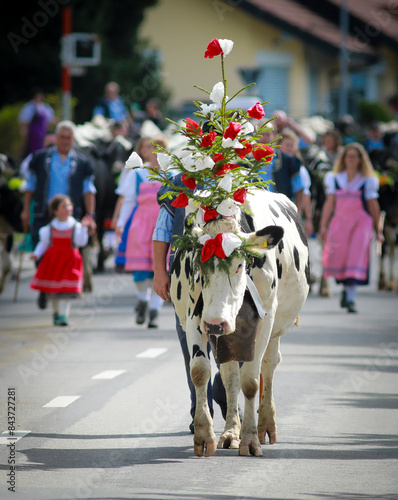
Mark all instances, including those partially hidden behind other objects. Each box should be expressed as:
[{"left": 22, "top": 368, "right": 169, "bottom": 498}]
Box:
[{"left": 204, "top": 320, "right": 229, "bottom": 336}]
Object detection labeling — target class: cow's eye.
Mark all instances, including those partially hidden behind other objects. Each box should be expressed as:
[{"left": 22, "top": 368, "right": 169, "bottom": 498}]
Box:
[{"left": 235, "top": 263, "right": 243, "bottom": 273}]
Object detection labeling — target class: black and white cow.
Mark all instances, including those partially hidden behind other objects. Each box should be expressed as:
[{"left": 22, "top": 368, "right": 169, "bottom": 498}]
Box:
[{"left": 170, "top": 188, "right": 310, "bottom": 457}]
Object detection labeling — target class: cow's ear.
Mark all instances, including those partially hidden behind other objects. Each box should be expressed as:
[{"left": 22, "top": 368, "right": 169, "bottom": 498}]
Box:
[{"left": 246, "top": 225, "right": 284, "bottom": 250}]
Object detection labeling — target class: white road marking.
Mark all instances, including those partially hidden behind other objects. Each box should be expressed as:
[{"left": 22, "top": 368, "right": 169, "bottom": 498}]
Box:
[
  {"left": 136, "top": 347, "right": 168, "bottom": 358},
  {"left": 42, "top": 396, "right": 81, "bottom": 408},
  {"left": 91, "top": 370, "right": 127, "bottom": 380},
  {"left": 0, "top": 430, "right": 31, "bottom": 445}
]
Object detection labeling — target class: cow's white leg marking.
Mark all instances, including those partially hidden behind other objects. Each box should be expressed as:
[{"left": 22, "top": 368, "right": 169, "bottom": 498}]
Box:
[
  {"left": 258, "top": 336, "right": 281, "bottom": 444},
  {"left": 187, "top": 317, "right": 217, "bottom": 457},
  {"left": 218, "top": 361, "right": 241, "bottom": 450}
]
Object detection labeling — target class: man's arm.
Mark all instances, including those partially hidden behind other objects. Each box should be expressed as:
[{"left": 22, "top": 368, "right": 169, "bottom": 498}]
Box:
[
  {"left": 21, "top": 191, "right": 33, "bottom": 233},
  {"left": 153, "top": 240, "right": 171, "bottom": 301}
]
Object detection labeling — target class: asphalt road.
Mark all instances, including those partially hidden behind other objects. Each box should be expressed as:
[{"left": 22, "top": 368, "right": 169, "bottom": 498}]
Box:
[{"left": 0, "top": 243, "right": 397, "bottom": 500}]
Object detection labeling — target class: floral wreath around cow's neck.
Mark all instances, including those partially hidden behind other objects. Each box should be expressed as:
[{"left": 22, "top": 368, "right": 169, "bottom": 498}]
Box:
[{"left": 125, "top": 37, "right": 278, "bottom": 279}]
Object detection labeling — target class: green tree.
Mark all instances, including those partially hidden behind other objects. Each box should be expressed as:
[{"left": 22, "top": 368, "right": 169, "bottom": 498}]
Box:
[{"left": 0, "top": 0, "right": 169, "bottom": 124}]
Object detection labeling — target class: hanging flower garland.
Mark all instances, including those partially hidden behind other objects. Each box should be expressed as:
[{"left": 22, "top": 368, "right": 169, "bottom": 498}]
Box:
[{"left": 125, "top": 37, "right": 277, "bottom": 275}]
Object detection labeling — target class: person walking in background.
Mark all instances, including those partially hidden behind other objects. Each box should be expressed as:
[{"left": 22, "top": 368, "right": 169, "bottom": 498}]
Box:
[
  {"left": 115, "top": 135, "right": 168, "bottom": 328},
  {"left": 18, "top": 88, "right": 56, "bottom": 159},
  {"left": 92, "top": 81, "right": 130, "bottom": 125},
  {"left": 257, "top": 121, "right": 304, "bottom": 214},
  {"left": 20, "top": 120, "right": 96, "bottom": 309},
  {"left": 320, "top": 143, "right": 384, "bottom": 313},
  {"left": 278, "top": 129, "right": 313, "bottom": 237},
  {"left": 30, "top": 195, "right": 91, "bottom": 326}
]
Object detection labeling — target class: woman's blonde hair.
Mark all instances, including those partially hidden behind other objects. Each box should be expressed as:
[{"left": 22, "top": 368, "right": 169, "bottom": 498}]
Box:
[
  {"left": 333, "top": 142, "right": 377, "bottom": 177},
  {"left": 135, "top": 135, "right": 168, "bottom": 156}
]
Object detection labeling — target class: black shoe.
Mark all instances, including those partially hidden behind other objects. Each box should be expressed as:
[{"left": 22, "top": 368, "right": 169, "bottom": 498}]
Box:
[
  {"left": 340, "top": 290, "right": 348, "bottom": 308},
  {"left": 189, "top": 420, "right": 194, "bottom": 434},
  {"left": 38, "top": 292, "right": 47, "bottom": 310},
  {"left": 347, "top": 301, "right": 357, "bottom": 313},
  {"left": 135, "top": 300, "right": 148, "bottom": 325},
  {"left": 148, "top": 309, "right": 159, "bottom": 328}
]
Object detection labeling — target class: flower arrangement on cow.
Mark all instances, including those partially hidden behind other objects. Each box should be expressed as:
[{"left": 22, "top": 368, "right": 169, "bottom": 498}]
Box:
[
  {"left": 125, "top": 38, "right": 310, "bottom": 458},
  {"left": 125, "top": 37, "right": 276, "bottom": 281}
]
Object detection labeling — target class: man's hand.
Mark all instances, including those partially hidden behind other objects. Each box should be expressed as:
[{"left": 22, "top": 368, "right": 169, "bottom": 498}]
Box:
[{"left": 153, "top": 268, "right": 171, "bottom": 301}]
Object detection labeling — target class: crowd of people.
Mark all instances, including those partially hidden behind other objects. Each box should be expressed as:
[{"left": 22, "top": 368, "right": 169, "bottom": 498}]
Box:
[{"left": 8, "top": 81, "right": 397, "bottom": 433}]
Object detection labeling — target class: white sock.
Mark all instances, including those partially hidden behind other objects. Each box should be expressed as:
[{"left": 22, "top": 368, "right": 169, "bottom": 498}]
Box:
[
  {"left": 149, "top": 293, "right": 163, "bottom": 311},
  {"left": 344, "top": 285, "right": 357, "bottom": 303}
]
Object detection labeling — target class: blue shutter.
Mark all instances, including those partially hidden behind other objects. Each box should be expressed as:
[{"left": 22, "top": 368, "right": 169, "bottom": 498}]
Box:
[{"left": 256, "top": 67, "right": 289, "bottom": 113}]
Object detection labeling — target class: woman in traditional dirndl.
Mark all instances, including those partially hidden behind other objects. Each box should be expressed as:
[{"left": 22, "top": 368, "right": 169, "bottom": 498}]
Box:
[
  {"left": 30, "top": 194, "right": 90, "bottom": 326},
  {"left": 320, "top": 143, "right": 384, "bottom": 313},
  {"left": 115, "top": 135, "right": 168, "bottom": 328}
]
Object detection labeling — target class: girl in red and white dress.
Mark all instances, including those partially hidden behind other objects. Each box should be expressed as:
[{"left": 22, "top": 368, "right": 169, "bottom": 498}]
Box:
[
  {"left": 30, "top": 194, "right": 91, "bottom": 326},
  {"left": 320, "top": 143, "right": 384, "bottom": 313}
]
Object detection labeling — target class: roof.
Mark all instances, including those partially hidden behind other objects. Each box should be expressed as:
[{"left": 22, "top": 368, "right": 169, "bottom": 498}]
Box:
[
  {"left": 327, "top": 0, "right": 398, "bottom": 46},
  {"left": 240, "top": 0, "right": 376, "bottom": 55}
]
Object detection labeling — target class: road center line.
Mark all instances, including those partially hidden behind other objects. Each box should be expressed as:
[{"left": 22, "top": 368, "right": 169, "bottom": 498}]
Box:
[
  {"left": 42, "top": 396, "right": 81, "bottom": 408},
  {"left": 136, "top": 347, "right": 168, "bottom": 358},
  {"left": 0, "top": 430, "right": 31, "bottom": 445},
  {"left": 91, "top": 370, "right": 127, "bottom": 380}
]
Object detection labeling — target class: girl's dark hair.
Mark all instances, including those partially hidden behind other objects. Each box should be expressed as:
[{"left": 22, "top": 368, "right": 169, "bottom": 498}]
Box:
[{"left": 48, "top": 194, "right": 72, "bottom": 218}]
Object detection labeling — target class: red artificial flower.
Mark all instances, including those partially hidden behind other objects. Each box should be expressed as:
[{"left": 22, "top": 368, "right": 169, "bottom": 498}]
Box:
[
  {"left": 204, "top": 39, "right": 222, "bottom": 59},
  {"left": 201, "top": 206, "right": 219, "bottom": 223},
  {"left": 200, "top": 131, "right": 217, "bottom": 148},
  {"left": 182, "top": 174, "right": 197, "bottom": 190},
  {"left": 252, "top": 145, "right": 274, "bottom": 161},
  {"left": 186, "top": 118, "right": 202, "bottom": 136},
  {"left": 201, "top": 233, "right": 226, "bottom": 262},
  {"left": 212, "top": 153, "right": 225, "bottom": 163},
  {"left": 224, "top": 122, "right": 242, "bottom": 140},
  {"left": 171, "top": 191, "right": 189, "bottom": 208},
  {"left": 247, "top": 102, "right": 265, "bottom": 120},
  {"left": 235, "top": 140, "right": 253, "bottom": 159},
  {"left": 233, "top": 188, "right": 247, "bottom": 204}
]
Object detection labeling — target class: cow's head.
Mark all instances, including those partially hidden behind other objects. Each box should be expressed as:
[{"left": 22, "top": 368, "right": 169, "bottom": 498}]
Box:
[{"left": 191, "top": 217, "right": 283, "bottom": 336}]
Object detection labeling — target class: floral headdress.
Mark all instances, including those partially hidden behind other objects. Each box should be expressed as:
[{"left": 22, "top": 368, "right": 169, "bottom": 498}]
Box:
[{"left": 125, "top": 38, "right": 276, "bottom": 276}]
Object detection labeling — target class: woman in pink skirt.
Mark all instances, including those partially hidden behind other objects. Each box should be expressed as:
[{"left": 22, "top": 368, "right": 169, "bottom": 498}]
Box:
[
  {"left": 320, "top": 143, "right": 384, "bottom": 313},
  {"left": 115, "top": 135, "right": 168, "bottom": 328}
]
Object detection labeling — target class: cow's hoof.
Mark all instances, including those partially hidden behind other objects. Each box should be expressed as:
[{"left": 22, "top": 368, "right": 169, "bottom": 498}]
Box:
[
  {"left": 239, "top": 439, "right": 263, "bottom": 457},
  {"left": 194, "top": 437, "right": 217, "bottom": 457},
  {"left": 217, "top": 433, "right": 240, "bottom": 449},
  {"left": 258, "top": 425, "right": 277, "bottom": 445}
]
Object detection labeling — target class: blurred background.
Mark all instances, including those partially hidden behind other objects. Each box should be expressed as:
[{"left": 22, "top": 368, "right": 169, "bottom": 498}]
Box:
[{"left": 1, "top": 0, "right": 398, "bottom": 160}]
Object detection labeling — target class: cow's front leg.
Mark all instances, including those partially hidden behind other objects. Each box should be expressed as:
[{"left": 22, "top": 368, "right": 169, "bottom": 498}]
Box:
[
  {"left": 188, "top": 320, "right": 216, "bottom": 457},
  {"left": 217, "top": 361, "right": 241, "bottom": 450},
  {"left": 257, "top": 337, "right": 281, "bottom": 445},
  {"left": 239, "top": 361, "right": 262, "bottom": 456}
]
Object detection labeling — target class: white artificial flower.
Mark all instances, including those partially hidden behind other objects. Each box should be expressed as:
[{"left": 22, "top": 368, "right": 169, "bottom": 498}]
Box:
[
  {"left": 240, "top": 121, "right": 254, "bottom": 136},
  {"left": 221, "top": 233, "right": 242, "bottom": 257},
  {"left": 222, "top": 137, "right": 243, "bottom": 148},
  {"left": 157, "top": 153, "right": 171, "bottom": 170},
  {"left": 175, "top": 146, "right": 195, "bottom": 160},
  {"left": 217, "top": 199, "right": 240, "bottom": 217},
  {"left": 196, "top": 207, "right": 205, "bottom": 226},
  {"left": 125, "top": 151, "right": 143, "bottom": 169},
  {"left": 184, "top": 154, "right": 215, "bottom": 172},
  {"left": 218, "top": 172, "right": 233, "bottom": 192},
  {"left": 218, "top": 39, "right": 234, "bottom": 56},
  {"left": 181, "top": 154, "right": 196, "bottom": 170},
  {"left": 201, "top": 103, "right": 220, "bottom": 115},
  {"left": 210, "top": 82, "right": 225, "bottom": 103},
  {"left": 186, "top": 198, "right": 197, "bottom": 215},
  {"left": 199, "top": 234, "right": 212, "bottom": 245}
]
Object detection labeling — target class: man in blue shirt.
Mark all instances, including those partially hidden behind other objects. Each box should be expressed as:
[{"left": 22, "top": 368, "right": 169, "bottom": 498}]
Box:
[
  {"left": 92, "top": 82, "right": 130, "bottom": 125},
  {"left": 21, "top": 120, "right": 97, "bottom": 309}
]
